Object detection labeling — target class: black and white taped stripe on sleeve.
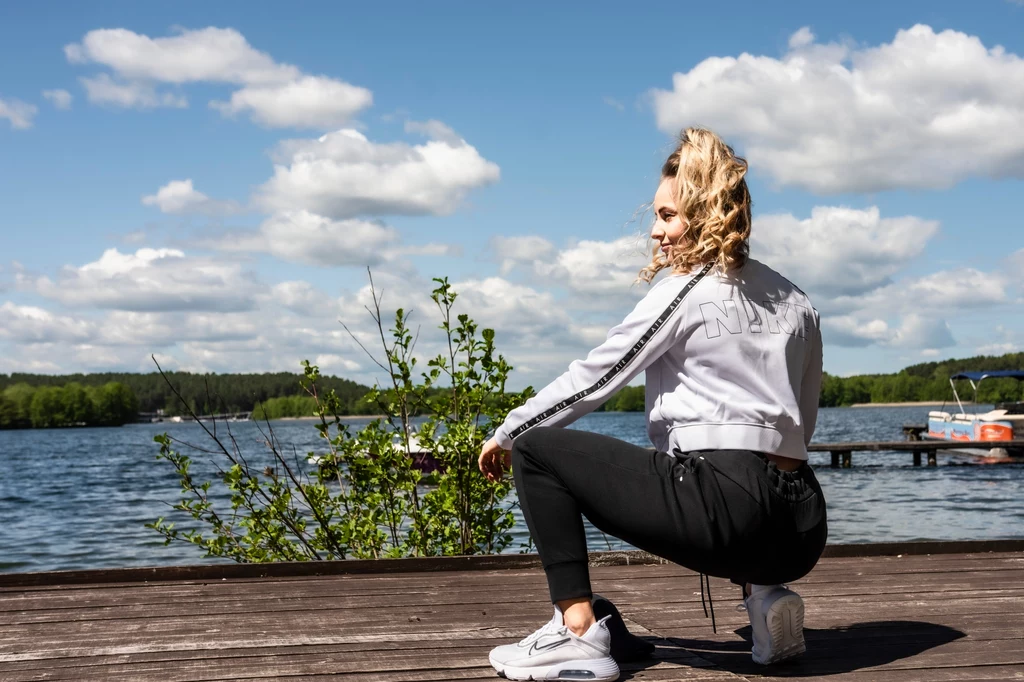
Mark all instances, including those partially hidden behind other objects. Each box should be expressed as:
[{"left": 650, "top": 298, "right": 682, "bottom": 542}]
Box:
[{"left": 506, "top": 262, "right": 712, "bottom": 441}]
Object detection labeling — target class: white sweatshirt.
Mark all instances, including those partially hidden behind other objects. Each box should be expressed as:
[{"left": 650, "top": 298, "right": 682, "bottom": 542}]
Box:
[{"left": 493, "top": 258, "right": 822, "bottom": 460}]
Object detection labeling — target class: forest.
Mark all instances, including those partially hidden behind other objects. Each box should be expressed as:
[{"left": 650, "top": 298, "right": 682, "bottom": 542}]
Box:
[
  {"left": 818, "top": 351, "right": 1024, "bottom": 407},
  {"left": 0, "top": 371, "right": 373, "bottom": 418},
  {"left": 0, "top": 351, "right": 1021, "bottom": 427},
  {"left": 0, "top": 382, "right": 139, "bottom": 429}
]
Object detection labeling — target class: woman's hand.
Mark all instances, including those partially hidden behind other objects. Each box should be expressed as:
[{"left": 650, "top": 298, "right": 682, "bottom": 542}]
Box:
[{"left": 478, "top": 437, "right": 511, "bottom": 482}]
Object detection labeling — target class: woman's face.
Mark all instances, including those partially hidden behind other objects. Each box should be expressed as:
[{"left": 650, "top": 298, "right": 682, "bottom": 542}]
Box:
[{"left": 651, "top": 177, "right": 686, "bottom": 256}]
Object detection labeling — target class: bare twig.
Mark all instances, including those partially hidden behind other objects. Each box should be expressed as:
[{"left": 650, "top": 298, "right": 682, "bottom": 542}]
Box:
[{"left": 151, "top": 355, "right": 322, "bottom": 561}]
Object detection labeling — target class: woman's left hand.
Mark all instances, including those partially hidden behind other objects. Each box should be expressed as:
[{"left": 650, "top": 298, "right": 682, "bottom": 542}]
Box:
[{"left": 478, "top": 437, "right": 511, "bottom": 482}]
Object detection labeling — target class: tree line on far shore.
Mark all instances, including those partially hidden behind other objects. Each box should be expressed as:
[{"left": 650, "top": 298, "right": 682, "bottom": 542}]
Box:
[
  {"left": 1, "top": 351, "right": 1020, "bottom": 428},
  {"left": 0, "top": 382, "right": 139, "bottom": 429},
  {"left": 819, "top": 351, "right": 1024, "bottom": 406},
  {"left": 0, "top": 371, "right": 374, "bottom": 420}
]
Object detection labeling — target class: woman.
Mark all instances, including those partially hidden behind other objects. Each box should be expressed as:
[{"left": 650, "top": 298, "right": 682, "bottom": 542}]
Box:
[{"left": 478, "top": 127, "right": 827, "bottom": 682}]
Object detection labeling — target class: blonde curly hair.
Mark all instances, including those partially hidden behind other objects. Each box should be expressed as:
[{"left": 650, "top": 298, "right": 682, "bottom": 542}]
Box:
[{"left": 637, "top": 127, "right": 752, "bottom": 283}]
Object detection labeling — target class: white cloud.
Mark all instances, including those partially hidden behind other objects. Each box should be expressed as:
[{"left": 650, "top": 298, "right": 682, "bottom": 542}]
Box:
[
  {"left": 0, "top": 302, "right": 95, "bottom": 344},
  {"left": 66, "top": 27, "right": 371, "bottom": 127},
  {"left": 820, "top": 312, "right": 957, "bottom": 350},
  {"left": 81, "top": 73, "right": 187, "bottom": 109},
  {"left": 256, "top": 128, "right": 500, "bottom": 218},
  {"left": 270, "top": 281, "right": 327, "bottom": 316},
  {"left": 312, "top": 353, "right": 362, "bottom": 373},
  {"left": 976, "top": 341, "right": 1021, "bottom": 355},
  {"left": 602, "top": 96, "right": 625, "bottom": 112},
  {"left": 395, "top": 243, "right": 462, "bottom": 258},
  {"left": 330, "top": 270, "right": 611, "bottom": 386},
  {"left": 751, "top": 206, "right": 939, "bottom": 300},
  {"left": 819, "top": 268, "right": 1009, "bottom": 348},
  {"left": 142, "top": 179, "right": 242, "bottom": 216},
  {"left": 743, "top": 205, "right": 1013, "bottom": 351},
  {"left": 42, "top": 89, "right": 73, "bottom": 110},
  {"left": 491, "top": 235, "right": 557, "bottom": 275},
  {"left": 652, "top": 24, "right": 1024, "bottom": 192},
  {"left": 838, "top": 268, "right": 1009, "bottom": 314},
  {"left": 0, "top": 355, "right": 63, "bottom": 374},
  {"left": 788, "top": 26, "right": 815, "bottom": 49},
  {"left": 0, "top": 97, "right": 38, "bottom": 129},
  {"left": 0, "top": 305, "right": 288, "bottom": 375},
  {"left": 23, "top": 247, "right": 260, "bottom": 313},
  {"left": 820, "top": 316, "right": 891, "bottom": 348},
  {"left": 404, "top": 119, "right": 461, "bottom": 145},
  {"left": 210, "top": 75, "right": 372, "bottom": 129},
  {"left": 889, "top": 314, "right": 956, "bottom": 349},
  {"left": 1009, "top": 248, "right": 1024, "bottom": 292},
  {"left": 492, "top": 234, "right": 656, "bottom": 304},
  {"left": 450, "top": 277, "right": 573, "bottom": 341},
  {"left": 65, "top": 27, "right": 298, "bottom": 84},
  {"left": 209, "top": 210, "right": 396, "bottom": 267},
  {"left": 97, "top": 310, "right": 262, "bottom": 346},
  {"left": 537, "top": 236, "right": 650, "bottom": 298}
]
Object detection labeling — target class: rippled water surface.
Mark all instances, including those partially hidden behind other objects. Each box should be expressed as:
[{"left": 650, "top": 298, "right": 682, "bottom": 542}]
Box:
[{"left": 2, "top": 406, "right": 1022, "bottom": 572}]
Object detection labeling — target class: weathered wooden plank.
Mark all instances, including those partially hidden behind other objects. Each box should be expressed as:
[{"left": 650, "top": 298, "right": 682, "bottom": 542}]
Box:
[
  {"left": 3, "top": 550, "right": 1021, "bottom": 610},
  {"left": 0, "top": 644, "right": 739, "bottom": 682},
  {"left": 6, "top": 556, "right": 1021, "bottom": 610},
  {"left": 0, "top": 643, "right": 719, "bottom": 680},
  {"left": 5, "top": 576, "right": 1024, "bottom": 631},
  {"left": 7, "top": 582, "right": 1024, "bottom": 626},
  {"left": 2, "top": 550, "right": 1022, "bottom": 681},
  {"left": 3, "top": 541, "right": 1023, "bottom": 589},
  {"left": 4, "top": 622, "right": 1020, "bottom": 676}
]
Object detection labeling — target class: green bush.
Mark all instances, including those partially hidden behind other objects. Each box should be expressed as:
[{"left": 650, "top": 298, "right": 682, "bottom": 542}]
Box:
[
  {"left": 251, "top": 395, "right": 319, "bottom": 420},
  {"left": 149, "top": 275, "right": 533, "bottom": 561}
]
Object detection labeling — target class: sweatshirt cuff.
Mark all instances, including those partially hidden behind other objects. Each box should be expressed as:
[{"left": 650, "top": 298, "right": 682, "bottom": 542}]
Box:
[{"left": 494, "top": 425, "right": 514, "bottom": 451}]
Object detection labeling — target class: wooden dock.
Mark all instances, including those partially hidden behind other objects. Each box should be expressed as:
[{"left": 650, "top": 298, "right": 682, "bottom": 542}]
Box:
[
  {"left": 2, "top": 540, "right": 1023, "bottom": 681},
  {"left": 808, "top": 439, "right": 1024, "bottom": 467}
]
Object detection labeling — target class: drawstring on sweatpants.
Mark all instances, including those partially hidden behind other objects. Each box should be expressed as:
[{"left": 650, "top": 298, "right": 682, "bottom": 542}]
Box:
[{"left": 699, "top": 572, "right": 716, "bottom": 633}]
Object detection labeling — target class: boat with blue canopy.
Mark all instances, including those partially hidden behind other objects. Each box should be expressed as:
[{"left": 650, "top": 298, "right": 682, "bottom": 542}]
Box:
[{"left": 926, "top": 370, "right": 1024, "bottom": 456}]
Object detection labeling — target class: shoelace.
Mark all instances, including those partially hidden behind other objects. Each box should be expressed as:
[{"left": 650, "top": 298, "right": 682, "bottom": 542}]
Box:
[
  {"left": 519, "top": 618, "right": 567, "bottom": 646},
  {"left": 699, "top": 572, "right": 716, "bottom": 633}
]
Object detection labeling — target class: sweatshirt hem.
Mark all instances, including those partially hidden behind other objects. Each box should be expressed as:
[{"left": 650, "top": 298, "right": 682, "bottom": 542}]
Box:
[{"left": 667, "top": 422, "right": 808, "bottom": 460}]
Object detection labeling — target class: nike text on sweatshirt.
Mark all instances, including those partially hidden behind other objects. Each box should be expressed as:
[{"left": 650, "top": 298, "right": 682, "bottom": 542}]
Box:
[{"left": 493, "top": 258, "right": 822, "bottom": 460}]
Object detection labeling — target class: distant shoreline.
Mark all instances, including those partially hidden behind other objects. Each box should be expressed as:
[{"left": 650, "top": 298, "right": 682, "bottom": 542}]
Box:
[{"left": 849, "top": 401, "right": 971, "bottom": 408}]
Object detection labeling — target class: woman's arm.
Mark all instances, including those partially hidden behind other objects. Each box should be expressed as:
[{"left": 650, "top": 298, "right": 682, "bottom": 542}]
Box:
[
  {"left": 492, "top": 265, "right": 711, "bottom": 451},
  {"left": 799, "top": 308, "right": 823, "bottom": 446}
]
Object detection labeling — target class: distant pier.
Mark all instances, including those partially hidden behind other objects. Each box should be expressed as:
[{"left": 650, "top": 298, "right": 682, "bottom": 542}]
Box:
[
  {"left": 138, "top": 411, "right": 252, "bottom": 423},
  {"left": 808, "top": 425, "right": 1024, "bottom": 467}
]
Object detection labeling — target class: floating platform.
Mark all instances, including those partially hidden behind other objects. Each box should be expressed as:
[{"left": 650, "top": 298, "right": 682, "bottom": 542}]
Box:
[{"left": 2, "top": 540, "right": 1023, "bottom": 681}]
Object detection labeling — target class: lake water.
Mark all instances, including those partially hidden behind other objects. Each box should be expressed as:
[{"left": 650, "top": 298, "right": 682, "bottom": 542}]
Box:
[{"left": 2, "top": 406, "right": 1023, "bottom": 573}]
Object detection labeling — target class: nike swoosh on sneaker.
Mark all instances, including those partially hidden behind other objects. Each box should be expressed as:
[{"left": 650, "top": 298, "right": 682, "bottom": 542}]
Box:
[{"left": 528, "top": 637, "right": 571, "bottom": 655}]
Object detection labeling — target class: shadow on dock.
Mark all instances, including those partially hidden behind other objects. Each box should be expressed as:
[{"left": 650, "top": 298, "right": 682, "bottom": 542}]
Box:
[{"left": 668, "top": 621, "right": 965, "bottom": 678}]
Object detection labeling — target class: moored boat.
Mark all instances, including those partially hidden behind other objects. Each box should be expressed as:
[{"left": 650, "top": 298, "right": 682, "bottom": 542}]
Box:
[{"left": 926, "top": 371, "right": 1024, "bottom": 457}]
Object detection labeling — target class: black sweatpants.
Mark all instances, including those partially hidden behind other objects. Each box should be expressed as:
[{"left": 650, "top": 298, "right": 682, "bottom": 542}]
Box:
[{"left": 511, "top": 426, "right": 828, "bottom": 603}]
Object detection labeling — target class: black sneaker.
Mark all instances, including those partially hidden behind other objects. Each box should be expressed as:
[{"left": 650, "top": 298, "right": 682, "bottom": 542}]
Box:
[{"left": 592, "top": 594, "right": 656, "bottom": 663}]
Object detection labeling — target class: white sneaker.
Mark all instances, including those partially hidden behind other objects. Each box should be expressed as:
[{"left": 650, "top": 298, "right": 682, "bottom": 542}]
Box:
[
  {"left": 744, "top": 585, "right": 806, "bottom": 665},
  {"left": 488, "top": 605, "right": 620, "bottom": 681}
]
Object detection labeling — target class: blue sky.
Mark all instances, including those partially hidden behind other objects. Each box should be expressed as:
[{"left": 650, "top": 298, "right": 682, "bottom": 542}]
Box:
[{"left": 1, "top": 0, "right": 1022, "bottom": 388}]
